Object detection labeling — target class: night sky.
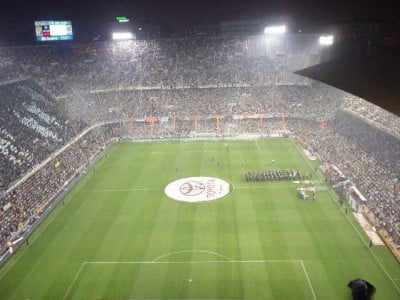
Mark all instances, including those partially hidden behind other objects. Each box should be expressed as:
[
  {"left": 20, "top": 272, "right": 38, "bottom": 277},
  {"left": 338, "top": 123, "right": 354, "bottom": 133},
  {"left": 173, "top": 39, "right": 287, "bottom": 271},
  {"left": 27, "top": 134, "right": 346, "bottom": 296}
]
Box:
[{"left": 0, "top": 0, "right": 398, "bottom": 44}]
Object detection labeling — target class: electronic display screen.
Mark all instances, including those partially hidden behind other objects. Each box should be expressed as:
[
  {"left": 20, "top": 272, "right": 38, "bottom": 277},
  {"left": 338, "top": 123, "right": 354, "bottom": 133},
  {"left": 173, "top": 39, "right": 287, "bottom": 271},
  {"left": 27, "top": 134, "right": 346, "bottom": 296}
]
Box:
[{"left": 35, "top": 21, "right": 73, "bottom": 41}]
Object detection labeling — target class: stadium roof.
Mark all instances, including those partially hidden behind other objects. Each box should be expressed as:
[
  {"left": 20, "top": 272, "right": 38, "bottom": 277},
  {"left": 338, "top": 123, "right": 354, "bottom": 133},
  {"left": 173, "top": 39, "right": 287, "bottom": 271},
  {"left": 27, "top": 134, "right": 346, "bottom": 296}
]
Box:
[{"left": 295, "top": 52, "right": 400, "bottom": 116}]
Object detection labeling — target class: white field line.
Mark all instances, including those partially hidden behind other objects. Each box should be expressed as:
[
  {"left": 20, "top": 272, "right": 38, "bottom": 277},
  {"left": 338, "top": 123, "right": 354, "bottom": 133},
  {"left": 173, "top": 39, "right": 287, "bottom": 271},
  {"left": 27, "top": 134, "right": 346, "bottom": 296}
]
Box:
[
  {"left": 62, "top": 262, "right": 86, "bottom": 300},
  {"left": 151, "top": 250, "right": 234, "bottom": 262},
  {"left": 77, "top": 188, "right": 152, "bottom": 193},
  {"left": 300, "top": 260, "right": 317, "bottom": 300},
  {"left": 235, "top": 186, "right": 274, "bottom": 190},
  {"left": 150, "top": 150, "right": 265, "bottom": 154},
  {"left": 235, "top": 184, "right": 303, "bottom": 191},
  {"left": 293, "top": 141, "right": 400, "bottom": 294},
  {"left": 0, "top": 146, "right": 117, "bottom": 281},
  {"left": 69, "top": 259, "right": 315, "bottom": 299},
  {"left": 230, "top": 183, "right": 237, "bottom": 197},
  {"left": 151, "top": 150, "right": 218, "bottom": 154},
  {"left": 255, "top": 140, "right": 261, "bottom": 151},
  {"left": 86, "top": 260, "right": 301, "bottom": 264},
  {"left": 0, "top": 192, "right": 76, "bottom": 281}
]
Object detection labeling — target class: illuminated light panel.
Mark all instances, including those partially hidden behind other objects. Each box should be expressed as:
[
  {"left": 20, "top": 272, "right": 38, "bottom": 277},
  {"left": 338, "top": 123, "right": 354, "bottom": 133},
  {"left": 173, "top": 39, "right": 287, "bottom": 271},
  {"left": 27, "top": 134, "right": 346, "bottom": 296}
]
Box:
[
  {"left": 264, "top": 25, "right": 286, "bottom": 34},
  {"left": 112, "top": 32, "right": 134, "bottom": 40},
  {"left": 319, "top": 35, "right": 334, "bottom": 45}
]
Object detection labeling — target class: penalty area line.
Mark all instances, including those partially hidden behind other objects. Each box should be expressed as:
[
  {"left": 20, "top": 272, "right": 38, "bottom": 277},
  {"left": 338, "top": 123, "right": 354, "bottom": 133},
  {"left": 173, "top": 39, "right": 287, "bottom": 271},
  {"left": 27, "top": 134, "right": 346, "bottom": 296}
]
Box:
[
  {"left": 62, "top": 262, "right": 86, "bottom": 300},
  {"left": 64, "top": 260, "right": 315, "bottom": 299},
  {"left": 85, "top": 260, "right": 302, "bottom": 264},
  {"left": 300, "top": 260, "right": 317, "bottom": 300}
]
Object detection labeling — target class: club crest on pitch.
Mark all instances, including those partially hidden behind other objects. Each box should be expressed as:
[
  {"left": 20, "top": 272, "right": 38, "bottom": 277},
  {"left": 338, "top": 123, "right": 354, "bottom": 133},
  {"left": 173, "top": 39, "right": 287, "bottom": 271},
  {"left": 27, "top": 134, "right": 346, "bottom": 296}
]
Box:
[{"left": 165, "top": 177, "right": 231, "bottom": 202}]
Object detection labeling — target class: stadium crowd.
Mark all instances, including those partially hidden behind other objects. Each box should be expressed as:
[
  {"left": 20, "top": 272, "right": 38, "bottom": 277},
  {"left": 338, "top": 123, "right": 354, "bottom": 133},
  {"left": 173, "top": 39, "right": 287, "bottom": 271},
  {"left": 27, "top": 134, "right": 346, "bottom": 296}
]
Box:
[
  {"left": 71, "top": 84, "right": 340, "bottom": 124},
  {"left": 0, "top": 38, "right": 399, "bottom": 253},
  {"left": 0, "top": 39, "right": 282, "bottom": 96},
  {"left": 342, "top": 95, "right": 400, "bottom": 136},
  {"left": 290, "top": 115, "right": 400, "bottom": 245},
  {"left": 0, "top": 80, "right": 84, "bottom": 188},
  {"left": 0, "top": 124, "right": 117, "bottom": 250}
]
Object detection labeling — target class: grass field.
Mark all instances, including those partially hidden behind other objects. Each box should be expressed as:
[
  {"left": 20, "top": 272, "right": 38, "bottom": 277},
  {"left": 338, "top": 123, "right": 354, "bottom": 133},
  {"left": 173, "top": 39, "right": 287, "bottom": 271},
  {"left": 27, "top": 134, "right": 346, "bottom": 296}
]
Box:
[{"left": 0, "top": 139, "right": 399, "bottom": 300}]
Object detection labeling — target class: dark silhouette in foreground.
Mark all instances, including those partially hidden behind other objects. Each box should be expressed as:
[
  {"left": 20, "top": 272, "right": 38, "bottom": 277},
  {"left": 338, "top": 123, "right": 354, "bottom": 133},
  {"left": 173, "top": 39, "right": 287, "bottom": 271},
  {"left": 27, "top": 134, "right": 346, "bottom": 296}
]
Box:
[{"left": 348, "top": 279, "right": 376, "bottom": 300}]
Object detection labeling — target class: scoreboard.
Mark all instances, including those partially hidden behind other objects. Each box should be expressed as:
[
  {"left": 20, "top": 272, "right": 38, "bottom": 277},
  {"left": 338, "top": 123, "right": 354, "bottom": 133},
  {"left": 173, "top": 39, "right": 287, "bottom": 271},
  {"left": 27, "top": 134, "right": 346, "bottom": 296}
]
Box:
[{"left": 35, "top": 21, "right": 73, "bottom": 42}]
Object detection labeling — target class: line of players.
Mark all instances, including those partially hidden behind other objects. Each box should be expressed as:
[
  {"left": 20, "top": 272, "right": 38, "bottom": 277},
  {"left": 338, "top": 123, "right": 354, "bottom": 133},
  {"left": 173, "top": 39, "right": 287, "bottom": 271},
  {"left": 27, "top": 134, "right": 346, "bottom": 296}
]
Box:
[{"left": 244, "top": 170, "right": 312, "bottom": 182}]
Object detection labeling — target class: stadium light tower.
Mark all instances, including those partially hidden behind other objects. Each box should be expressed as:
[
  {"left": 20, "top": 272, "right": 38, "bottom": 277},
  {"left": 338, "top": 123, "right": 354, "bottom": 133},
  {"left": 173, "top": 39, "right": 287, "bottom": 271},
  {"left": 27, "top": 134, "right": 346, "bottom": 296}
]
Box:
[
  {"left": 319, "top": 35, "right": 334, "bottom": 46},
  {"left": 264, "top": 25, "right": 287, "bottom": 35},
  {"left": 112, "top": 32, "right": 134, "bottom": 40}
]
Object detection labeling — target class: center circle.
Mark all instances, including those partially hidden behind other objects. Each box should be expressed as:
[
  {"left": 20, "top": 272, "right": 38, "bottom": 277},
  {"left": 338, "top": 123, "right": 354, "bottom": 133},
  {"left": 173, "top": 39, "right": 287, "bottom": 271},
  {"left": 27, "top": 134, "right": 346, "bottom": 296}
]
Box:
[{"left": 164, "top": 177, "right": 231, "bottom": 202}]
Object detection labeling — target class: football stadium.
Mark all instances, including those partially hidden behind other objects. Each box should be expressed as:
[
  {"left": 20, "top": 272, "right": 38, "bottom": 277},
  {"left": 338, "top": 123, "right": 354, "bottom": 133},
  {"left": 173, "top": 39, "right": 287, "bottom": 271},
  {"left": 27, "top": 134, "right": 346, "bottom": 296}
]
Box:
[{"left": 0, "top": 17, "right": 399, "bottom": 300}]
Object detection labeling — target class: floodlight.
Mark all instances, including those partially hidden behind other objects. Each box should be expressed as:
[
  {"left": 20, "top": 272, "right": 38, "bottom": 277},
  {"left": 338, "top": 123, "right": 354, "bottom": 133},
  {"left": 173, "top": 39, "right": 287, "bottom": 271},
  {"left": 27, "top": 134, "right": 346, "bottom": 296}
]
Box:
[
  {"left": 112, "top": 32, "right": 134, "bottom": 40},
  {"left": 264, "top": 25, "right": 286, "bottom": 34},
  {"left": 319, "top": 35, "right": 334, "bottom": 45}
]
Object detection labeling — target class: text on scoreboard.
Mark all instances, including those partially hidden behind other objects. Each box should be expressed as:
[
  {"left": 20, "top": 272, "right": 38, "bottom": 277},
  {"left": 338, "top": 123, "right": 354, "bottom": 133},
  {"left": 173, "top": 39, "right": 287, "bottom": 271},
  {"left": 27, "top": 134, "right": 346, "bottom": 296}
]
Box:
[{"left": 35, "top": 21, "right": 73, "bottom": 41}]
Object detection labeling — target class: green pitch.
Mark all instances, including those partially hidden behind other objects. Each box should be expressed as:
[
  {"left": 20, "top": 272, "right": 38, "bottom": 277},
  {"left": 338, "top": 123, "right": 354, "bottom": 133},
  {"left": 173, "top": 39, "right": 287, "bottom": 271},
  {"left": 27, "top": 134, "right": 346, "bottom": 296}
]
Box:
[{"left": 0, "top": 139, "right": 399, "bottom": 299}]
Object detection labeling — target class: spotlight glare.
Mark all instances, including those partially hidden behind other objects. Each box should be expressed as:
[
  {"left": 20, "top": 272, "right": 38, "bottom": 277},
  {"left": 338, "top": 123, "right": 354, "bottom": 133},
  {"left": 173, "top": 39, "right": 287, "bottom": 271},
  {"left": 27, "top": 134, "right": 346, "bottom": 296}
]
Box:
[
  {"left": 112, "top": 32, "right": 134, "bottom": 40},
  {"left": 319, "top": 35, "right": 334, "bottom": 45},
  {"left": 264, "top": 25, "right": 286, "bottom": 35}
]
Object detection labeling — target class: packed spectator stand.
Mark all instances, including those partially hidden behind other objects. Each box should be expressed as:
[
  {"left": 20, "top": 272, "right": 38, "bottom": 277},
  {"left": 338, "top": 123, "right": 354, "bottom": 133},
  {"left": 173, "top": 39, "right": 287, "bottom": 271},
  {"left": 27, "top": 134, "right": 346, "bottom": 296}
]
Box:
[
  {"left": 0, "top": 38, "right": 399, "bottom": 254},
  {"left": 0, "top": 79, "right": 84, "bottom": 188}
]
